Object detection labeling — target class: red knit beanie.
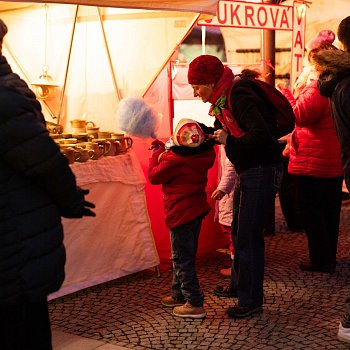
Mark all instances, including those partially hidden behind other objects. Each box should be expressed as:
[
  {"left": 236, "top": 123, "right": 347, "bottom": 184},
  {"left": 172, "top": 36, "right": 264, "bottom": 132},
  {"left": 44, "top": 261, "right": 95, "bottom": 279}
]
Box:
[{"left": 188, "top": 55, "right": 224, "bottom": 85}]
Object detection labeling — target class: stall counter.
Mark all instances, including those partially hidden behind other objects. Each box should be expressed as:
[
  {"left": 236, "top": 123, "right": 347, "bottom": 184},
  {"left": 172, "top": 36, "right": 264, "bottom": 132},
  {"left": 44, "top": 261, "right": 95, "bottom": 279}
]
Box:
[{"left": 49, "top": 150, "right": 159, "bottom": 299}]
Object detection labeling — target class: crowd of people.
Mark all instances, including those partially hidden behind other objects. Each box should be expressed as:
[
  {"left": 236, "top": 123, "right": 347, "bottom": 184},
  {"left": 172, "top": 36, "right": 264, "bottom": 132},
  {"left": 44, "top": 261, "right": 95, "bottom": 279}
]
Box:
[
  {"left": 147, "top": 14, "right": 350, "bottom": 346},
  {"left": 2, "top": 12, "right": 350, "bottom": 349},
  {"left": 312, "top": 15, "right": 350, "bottom": 344}
]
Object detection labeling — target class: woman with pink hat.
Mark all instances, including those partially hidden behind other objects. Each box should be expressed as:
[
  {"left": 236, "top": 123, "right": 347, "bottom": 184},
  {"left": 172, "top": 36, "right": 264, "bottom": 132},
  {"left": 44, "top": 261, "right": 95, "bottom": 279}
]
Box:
[{"left": 293, "top": 29, "right": 336, "bottom": 96}]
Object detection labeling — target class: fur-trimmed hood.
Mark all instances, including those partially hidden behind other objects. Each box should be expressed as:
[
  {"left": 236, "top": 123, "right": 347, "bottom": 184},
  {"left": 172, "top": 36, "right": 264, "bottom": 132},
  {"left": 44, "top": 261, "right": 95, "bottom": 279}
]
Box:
[
  {"left": 313, "top": 50, "right": 350, "bottom": 98},
  {"left": 313, "top": 49, "right": 350, "bottom": 74}
]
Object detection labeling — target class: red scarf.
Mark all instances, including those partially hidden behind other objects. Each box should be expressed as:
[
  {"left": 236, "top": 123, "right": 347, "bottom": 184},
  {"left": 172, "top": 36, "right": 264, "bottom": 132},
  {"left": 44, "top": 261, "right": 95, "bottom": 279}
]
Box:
[{"left": 209, "top": 67, "right": 245, "bottom": 138}]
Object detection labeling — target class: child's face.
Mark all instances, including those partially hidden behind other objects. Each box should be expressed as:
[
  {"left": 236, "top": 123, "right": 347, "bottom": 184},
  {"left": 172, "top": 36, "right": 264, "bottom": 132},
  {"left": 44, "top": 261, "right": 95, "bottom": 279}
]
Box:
[{"left": 191, "top": 84, "right": 214, "bottom": 103}]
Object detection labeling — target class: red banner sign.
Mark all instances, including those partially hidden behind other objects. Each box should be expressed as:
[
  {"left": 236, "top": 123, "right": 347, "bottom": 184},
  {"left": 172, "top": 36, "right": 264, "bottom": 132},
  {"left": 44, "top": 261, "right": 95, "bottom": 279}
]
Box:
[
  {"left": 291, "top": 3, "right": 306, "bottom": 90},
  {"left": 198, "top": 1, "right": 294, "bottom": 31}
]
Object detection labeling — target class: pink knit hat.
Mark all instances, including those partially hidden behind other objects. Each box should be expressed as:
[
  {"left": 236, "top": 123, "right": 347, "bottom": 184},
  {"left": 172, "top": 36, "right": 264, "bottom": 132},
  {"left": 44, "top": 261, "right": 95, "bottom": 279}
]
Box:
[
  {"left": 306, "top": 29, "right": 335, "bottom": 50},
  {"left": 173, "top": 118, "right": 205, "bottom": 147},
  {"left": 188, "top": 55, "right": 224, "bottom": 85}
]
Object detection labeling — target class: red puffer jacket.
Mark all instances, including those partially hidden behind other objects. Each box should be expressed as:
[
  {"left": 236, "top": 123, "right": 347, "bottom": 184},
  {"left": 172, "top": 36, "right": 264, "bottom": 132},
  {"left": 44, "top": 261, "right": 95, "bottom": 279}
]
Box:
[
  {"left": 148, "top": 145, "right": 216, "bottom": 229},
  {"left": 281, "top": 81, "right": 343, "bottom": 178}
]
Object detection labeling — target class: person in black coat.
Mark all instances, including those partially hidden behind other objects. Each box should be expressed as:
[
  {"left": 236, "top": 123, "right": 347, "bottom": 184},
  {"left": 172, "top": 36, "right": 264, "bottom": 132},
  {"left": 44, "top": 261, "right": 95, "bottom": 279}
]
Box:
[
  {"left": 0, "top": 19, "right": 95, "bottom": 350},
  {"left": 313, "top": 15, "right": 350, "bottom": 345},
  {"left": 187, "top": 55, "right": 283, "bottom": 319}
]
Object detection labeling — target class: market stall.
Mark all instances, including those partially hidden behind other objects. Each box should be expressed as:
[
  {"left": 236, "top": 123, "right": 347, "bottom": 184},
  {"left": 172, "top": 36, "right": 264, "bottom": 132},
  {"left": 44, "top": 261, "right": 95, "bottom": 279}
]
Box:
[
  {"left": 49, "top": 150, "right": 160, "bottom": 299},
  {"left": 0, "top": 0, "right": 348, "bottom": 269}
]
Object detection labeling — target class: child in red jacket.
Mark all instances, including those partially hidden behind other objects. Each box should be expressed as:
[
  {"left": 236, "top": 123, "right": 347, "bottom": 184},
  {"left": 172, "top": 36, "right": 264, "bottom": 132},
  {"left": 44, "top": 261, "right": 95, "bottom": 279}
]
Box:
[{"left": 148, "top": 118, "right": 216, "bottom": 319}]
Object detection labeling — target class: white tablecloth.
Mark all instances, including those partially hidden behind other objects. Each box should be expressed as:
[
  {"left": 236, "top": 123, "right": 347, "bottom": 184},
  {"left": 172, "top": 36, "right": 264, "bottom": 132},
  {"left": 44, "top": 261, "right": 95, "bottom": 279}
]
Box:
[{"left": 49, "top": 150, "right": 159, "bottom": 299}]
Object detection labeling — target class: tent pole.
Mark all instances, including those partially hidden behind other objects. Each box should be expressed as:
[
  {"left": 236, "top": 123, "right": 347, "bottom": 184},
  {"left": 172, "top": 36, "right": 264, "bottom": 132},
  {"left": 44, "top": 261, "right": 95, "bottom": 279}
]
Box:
[
  {"left": 57, "top": 5, "right": 79, "bottom": 125},
  {"left": 261, "top": 0, "right": 278, "bottom": 85},
  {"left": 97, "top": 7, "right": 121, "bottom": 102},
  {"left": 142, "top": 13, "right": 200, "bottom": 97},
  {"left": 201, "top": 26, "right": 206, "bottom": 55}
]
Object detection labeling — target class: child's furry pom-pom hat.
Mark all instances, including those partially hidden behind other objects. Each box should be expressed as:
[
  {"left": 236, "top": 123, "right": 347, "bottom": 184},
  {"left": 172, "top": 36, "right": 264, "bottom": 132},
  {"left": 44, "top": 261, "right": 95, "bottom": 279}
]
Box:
[
  {"left": 116, "top": 97, "right": 160, "bottom": 139},
  {"left": 173, "top": 118, "right": 205, "bottom": 147}
]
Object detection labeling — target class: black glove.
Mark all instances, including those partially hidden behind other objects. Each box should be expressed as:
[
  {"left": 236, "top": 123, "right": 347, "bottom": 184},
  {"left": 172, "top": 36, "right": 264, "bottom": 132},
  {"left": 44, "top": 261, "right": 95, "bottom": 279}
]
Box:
[
  {"left": 61, "top": 188, "right": 96, "bottom": 218},
  {"left": 80, "top": 189, "right": 96, "bottom": 217},
  {"left": 149, "top": 139, "right": 165, "bottom": 150},
  {"left": 149, "top": 139, "right": 165, "bottom": 158}
]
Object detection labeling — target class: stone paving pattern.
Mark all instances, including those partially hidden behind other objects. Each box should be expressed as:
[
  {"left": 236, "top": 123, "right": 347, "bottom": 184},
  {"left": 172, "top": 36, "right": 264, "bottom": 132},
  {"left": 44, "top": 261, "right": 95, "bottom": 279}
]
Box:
[{"left": 49, "top": 198, "right": 350, "bottom": 349}]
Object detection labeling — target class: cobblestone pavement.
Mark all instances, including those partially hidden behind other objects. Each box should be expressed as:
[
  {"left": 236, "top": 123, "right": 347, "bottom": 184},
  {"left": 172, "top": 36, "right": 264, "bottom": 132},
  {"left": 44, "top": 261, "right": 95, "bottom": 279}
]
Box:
[{"left": 49, "top": 198, "right": 350, "bottom": 349}]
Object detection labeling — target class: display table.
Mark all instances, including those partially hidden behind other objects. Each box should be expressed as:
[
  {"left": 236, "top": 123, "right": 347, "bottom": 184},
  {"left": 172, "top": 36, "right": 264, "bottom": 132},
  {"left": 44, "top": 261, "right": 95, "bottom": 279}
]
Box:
[{"left": 49, "top": 150, "right": 159, "bottom": 299}]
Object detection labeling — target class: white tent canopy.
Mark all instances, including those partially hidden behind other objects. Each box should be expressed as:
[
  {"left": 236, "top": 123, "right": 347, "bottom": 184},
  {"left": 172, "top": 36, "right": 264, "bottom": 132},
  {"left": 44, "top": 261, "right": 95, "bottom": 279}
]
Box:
[
  {"left": 4, "top": 0, "right": 218, "bottom": 14},
  {"left": 1, "top": 0, "right": 349, "bottom": 132},
  {"left": 0, "top": 2, "right": 205, "bottom": 132}
]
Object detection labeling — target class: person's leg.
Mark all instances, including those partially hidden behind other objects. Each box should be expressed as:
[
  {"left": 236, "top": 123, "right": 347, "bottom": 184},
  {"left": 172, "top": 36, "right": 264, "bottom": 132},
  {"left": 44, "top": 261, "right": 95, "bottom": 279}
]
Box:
[
  {"left": 263, "top": 198, "right": 276, "bottom": 236},
  {"left": 299, "top": 176, "right": 327, "bottom": 267},
  {"left": 24, "top": 299, "right": 52, "bottom": 350},
  {"left": 162, "top": 267, "right": 185, "bottom": 306},
  {"left": 278, "top": 158, "right": 304, "bottom": 231},
  {"left": 0, "top": 303, "right": 23, "bottom": 350},
  {"left": 338, "top": 297, "right": 350, "bottom": 343},
  {"left": 219, "top": 223, "right": 234, "bottom": 258},
  {"left": 170, "top": 237, "right": 185, "bottom": 302},
  {"left": 214, "top": 181, "right": 240, "bottom": 297},
  {"left": 231, "top": 164, "right": 282, "bottom": 309},
  {"left": 299, "top": 176, "right": 340, "bottom": 270},
  {"left": 0, "top": 299, "right": 52, "bottom": 350},
  {"left": 231, "top": 178, "right": 241, "bottom": 290},
  {"left": 170, "top": 217, "right": 204, "bottom": 307},
  {"left": 218, "top": 224, "right": 234, "bottom": 278},
  {"left": 323, "top": 176, "right": 343, "bottom": 266}
]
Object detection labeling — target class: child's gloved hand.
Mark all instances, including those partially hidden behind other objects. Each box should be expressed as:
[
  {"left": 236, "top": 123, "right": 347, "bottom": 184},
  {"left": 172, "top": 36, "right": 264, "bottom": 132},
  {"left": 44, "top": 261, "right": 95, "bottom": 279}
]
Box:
[
  {"left": 149, "top": 139, "right": 165, "bottom": 158},
  {"left": 149, "top": 139, "right": 164, "bottom": 149}
]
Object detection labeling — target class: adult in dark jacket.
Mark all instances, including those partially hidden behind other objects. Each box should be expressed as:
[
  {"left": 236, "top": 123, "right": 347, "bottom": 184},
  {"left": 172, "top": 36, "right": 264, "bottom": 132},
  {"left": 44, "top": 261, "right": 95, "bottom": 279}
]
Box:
[
  {"left": 187, "top": 55, "right": 283, "bottom": 319},
  {"left": 313, "top": 15, "right": 350, "bottom": 345},
  {"left": 0, "top": 19, "right": 95, "bottom": 350},
  {"left": 314, "top": 45, "right": 350, "bottom": 192}
]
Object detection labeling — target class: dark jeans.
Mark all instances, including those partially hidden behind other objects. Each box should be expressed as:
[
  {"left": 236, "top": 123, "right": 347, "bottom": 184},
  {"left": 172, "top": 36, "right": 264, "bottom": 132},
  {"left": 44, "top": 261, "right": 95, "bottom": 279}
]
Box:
[
  {"left": 170, "top": 216, "right": 204, "bottom": 307},
  {"left": 231, "top": 163, "right": 283, "bottom": 308},
  {"left": 298, "top": 175, "right": 343, "bottom": 266},
  {"left": 0, "top": 299, "right": 52, "bottom": 350}
]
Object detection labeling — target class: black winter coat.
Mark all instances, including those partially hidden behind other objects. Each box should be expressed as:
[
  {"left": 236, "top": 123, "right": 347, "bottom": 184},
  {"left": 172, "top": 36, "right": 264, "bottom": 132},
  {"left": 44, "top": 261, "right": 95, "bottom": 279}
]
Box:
[
  {"left": 317, "top": 51, "right": 350, "bottom": 191},
  {"left": 225, "top": 79, "right": 282, "bottom": 174},
  {"left": 0, "top": 56, "right": 85, "bottom": 304}
]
